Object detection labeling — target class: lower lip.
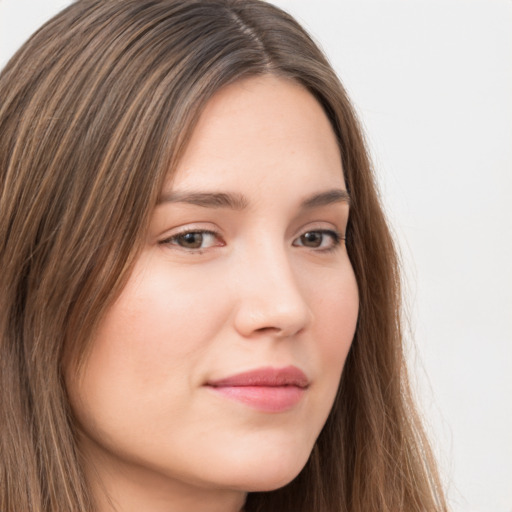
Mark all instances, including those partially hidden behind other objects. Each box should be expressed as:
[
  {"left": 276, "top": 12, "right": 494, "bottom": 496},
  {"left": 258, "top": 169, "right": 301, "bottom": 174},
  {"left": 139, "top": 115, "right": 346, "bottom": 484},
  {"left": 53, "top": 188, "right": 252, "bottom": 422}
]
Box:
[{"left": 207, "top": 385, "right": 305, "bottom": 413}]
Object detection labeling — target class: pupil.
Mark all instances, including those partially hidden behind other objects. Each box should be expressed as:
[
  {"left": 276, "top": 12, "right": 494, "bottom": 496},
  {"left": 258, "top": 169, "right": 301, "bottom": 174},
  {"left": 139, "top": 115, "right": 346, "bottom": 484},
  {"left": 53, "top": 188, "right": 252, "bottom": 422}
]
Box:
[
  {"left": 302, "top": 232, "right": 321, "bottom": 247},
  {"left": 180, "top": 232, "right": 203, "bottom": 248}
]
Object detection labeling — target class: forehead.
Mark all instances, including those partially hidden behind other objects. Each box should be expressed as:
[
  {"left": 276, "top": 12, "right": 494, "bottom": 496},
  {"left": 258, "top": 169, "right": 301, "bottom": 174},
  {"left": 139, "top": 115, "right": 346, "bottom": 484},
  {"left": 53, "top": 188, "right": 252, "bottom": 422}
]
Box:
[{"left": 165, "top": 74, "right": 345, "bottom": 198}]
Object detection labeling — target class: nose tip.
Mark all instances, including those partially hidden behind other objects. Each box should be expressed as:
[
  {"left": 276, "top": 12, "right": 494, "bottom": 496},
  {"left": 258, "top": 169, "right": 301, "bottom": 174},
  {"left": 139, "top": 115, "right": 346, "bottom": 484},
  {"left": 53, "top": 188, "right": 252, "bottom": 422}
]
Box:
[{"left": 233, "top": 266, "right": 312, "bottom": 339}]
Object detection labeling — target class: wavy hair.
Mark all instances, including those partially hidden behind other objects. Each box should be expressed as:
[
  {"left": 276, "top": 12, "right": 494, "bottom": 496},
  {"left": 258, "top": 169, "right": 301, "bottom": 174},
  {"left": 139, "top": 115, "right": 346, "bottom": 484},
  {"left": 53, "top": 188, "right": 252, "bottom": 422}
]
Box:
[{"left": 0, "top": 1, "right": 447, "bottom": 510}]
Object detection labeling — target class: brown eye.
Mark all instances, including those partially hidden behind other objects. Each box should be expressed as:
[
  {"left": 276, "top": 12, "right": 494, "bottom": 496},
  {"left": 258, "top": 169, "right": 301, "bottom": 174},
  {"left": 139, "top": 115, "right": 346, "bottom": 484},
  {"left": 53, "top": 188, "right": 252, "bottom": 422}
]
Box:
[
  {"left": 300, "top": 232, "right": 323, "bottom": 248},
  {"left": 176, "top": 232, "right": 204, "bottom": 249},
  {"left": 292, "top": 230, "right": 342, "bottom": 251},
  {"left": 161, "top": 230, "right": 220, "bottom": 250}
]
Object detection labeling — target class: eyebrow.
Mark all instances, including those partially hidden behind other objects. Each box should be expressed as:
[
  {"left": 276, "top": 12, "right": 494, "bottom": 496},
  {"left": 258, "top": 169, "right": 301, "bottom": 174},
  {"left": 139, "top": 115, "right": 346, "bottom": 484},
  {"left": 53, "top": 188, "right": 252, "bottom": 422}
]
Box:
[
  {"left": 157, "top": 191, "right": 249, "bottom": 210},
  {"left": 301, "top": 189, "right": 351, "bottom": 209},
  {"left": 157, "top": 188, "right": 350, "bottom": 210}
]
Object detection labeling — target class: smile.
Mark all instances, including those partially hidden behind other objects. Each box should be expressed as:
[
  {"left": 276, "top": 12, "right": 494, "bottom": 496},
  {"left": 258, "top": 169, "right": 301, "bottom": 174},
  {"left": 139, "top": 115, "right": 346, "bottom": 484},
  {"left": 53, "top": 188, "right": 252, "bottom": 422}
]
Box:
[{"left": 205, "top": 366, "right": 309, "bottom": 413}]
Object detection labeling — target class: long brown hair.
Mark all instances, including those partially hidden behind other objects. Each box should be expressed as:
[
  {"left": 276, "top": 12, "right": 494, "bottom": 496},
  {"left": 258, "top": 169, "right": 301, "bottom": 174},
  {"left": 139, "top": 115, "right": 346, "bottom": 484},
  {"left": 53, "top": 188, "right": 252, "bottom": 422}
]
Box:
[{"left": 0, "top": 1, "right": 447, "bottom": 510}]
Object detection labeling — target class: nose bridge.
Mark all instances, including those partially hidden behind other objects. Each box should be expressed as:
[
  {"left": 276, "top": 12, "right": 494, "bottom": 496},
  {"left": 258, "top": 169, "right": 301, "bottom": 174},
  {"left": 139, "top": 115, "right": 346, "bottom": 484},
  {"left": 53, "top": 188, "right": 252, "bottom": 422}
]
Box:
[{"left": 233, "top": 235, "right": 311, "bottom": 337}]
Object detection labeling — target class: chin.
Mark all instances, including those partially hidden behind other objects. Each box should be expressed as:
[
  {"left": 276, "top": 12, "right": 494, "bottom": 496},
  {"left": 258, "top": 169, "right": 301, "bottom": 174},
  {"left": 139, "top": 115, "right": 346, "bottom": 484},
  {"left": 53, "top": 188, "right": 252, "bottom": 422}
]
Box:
[
  {"left": 240, "top": 470, "right": 303, "bottom": 493},
  {"left": 215, "top": 448, "right": 310, "bottom": 493}
]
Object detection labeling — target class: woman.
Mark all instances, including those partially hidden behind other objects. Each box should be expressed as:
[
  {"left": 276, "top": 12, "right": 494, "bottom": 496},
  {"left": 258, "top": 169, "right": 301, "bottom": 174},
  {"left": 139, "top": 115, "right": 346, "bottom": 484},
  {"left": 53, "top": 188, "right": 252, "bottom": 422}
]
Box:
[{"left": 0, "top": 1, "right": 447, "bottom": 511}]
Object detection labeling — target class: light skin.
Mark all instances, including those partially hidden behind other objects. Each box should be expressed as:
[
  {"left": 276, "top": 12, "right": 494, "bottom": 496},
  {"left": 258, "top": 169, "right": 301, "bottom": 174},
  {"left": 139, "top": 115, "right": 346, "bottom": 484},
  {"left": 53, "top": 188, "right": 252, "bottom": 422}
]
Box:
[{"left": 66, "top": 75, "right": 359, "bottom": 512}]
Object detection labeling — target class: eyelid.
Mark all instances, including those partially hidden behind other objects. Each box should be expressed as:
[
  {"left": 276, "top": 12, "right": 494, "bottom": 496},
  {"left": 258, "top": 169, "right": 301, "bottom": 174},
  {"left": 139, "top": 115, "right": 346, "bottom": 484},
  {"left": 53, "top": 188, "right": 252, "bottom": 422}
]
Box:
[
  {"left": 293, "top": 220, "right": 346, "bottom": 237},
  {"left": 158, "top": 221, "right": 222, "bottom": 239}
]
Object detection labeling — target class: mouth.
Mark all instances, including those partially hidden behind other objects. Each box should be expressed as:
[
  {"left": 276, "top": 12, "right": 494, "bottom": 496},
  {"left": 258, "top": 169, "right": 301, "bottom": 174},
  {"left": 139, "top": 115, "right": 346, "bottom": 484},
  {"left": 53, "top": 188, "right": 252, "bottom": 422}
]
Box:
[{"left": 205, "top": 366, "right": 309, "bottom": 413}]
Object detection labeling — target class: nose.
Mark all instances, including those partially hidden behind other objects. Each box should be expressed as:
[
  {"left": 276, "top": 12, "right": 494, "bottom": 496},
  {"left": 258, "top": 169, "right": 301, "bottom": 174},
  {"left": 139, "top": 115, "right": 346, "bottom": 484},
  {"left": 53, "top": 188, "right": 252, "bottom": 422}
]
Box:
[{"left": 232, "top": 244, "right": 312, "bottom": 339}]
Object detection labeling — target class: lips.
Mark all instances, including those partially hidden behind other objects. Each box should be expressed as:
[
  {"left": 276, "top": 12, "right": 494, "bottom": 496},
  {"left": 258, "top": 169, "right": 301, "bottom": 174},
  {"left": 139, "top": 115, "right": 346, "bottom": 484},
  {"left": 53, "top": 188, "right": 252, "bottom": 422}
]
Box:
[{"left": 206, "top": 366, "right": 309, "bottom": 413}]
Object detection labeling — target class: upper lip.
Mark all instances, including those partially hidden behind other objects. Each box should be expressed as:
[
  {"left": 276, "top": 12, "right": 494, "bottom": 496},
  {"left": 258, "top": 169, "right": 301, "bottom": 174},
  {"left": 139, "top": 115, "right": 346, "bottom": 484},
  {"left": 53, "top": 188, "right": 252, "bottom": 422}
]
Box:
[{"left": 206, "top": 366, "right": 309, "bottom": 388}]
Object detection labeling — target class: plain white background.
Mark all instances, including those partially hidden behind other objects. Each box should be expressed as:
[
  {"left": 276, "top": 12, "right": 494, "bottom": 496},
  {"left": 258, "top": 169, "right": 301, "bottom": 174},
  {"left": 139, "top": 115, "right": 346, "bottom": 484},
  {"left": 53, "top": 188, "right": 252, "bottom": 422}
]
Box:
[{"left": 1, "top": 1, "right": 510, "bottom": 511}]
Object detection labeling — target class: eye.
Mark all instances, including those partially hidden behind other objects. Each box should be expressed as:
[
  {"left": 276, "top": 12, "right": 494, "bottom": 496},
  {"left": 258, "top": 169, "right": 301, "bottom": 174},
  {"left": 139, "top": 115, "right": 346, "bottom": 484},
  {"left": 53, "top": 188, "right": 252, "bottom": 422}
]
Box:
[
  {"left": 160, "top": 230, "right": 221, "bottom": 250},
  {"left": 292, "top": 229, "right": 343, "bottom": 251}
]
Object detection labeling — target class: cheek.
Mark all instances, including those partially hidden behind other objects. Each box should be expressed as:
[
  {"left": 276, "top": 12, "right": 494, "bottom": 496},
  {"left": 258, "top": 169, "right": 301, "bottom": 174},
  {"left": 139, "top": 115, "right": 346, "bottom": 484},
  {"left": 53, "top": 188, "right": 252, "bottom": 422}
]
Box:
[
  {"left": 97, "top": 259, "right": 227, "bottom": 368},
  {"left": 66, "top": 256, "right": 229, "bottom": 428},
  {"left": 321, "top": 282, "right": 358, "bottom": 354},
  {"left": 307, "top": 262, "right": 359, "bottom": 396},
  {"left": 310, "top": 256, "right": 359, "bottom": 337}
]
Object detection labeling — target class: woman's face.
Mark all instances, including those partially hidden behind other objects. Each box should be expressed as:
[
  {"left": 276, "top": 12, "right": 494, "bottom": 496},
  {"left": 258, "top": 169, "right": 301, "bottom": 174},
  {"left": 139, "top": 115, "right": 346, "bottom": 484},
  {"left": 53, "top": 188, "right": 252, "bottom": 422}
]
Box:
[{"left": 67, "top": 75, "right": 359, "bottom": 511}]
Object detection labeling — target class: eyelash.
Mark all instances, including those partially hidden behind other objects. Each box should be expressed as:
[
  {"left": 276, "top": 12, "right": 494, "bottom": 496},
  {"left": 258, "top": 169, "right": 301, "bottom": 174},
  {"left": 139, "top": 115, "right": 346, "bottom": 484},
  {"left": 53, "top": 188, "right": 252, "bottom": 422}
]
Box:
[{"left": 159, "top": 228, "right": 345, "bottom": 253}]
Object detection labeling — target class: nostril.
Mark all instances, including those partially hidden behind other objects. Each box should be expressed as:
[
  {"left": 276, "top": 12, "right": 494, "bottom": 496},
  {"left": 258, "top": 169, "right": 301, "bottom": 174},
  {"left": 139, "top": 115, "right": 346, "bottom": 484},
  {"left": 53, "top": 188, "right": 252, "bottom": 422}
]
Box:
[
  {"left": 250, "top": 320, "right": 307, "bottom": 339},
  {"left": 254, "top": 326, "right": 281, "bottom": 335}
]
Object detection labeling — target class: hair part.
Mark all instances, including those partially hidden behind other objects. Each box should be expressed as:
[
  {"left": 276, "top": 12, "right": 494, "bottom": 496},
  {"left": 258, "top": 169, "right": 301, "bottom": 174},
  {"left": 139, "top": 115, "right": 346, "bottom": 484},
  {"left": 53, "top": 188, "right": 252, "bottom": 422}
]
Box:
[{"left": 0, "top": 1, "right": 447, "bottom": 510}]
